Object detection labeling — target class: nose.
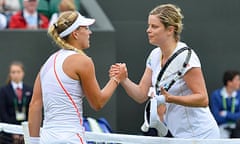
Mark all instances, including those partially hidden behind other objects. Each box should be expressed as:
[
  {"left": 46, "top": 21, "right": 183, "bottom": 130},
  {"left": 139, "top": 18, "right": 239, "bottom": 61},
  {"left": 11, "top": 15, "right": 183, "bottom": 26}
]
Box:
[
  {"left": 88, "top": 29, "right": 92, "bottom": 35},
  {"left": 146, "top": 26, "right": 151, "bottom": 33}
]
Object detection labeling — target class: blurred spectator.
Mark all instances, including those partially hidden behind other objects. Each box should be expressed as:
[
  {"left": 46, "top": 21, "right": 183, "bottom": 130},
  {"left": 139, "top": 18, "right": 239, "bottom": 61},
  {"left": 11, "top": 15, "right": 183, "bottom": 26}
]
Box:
[
  {"left": 0, "top": 61, "right": 32, "bottom": 144},
  {"left": 49, "top": 0, "right": 76, "bottom": 26},
  {"left": 210, "top": 70, "right": 240, "bottom": 138},
  {"left": 37, "top": 0, "right": 80, "bottom": 19},
  {"left": 0, "top": 0, "right": 21, "bottom": 19},
  {"left": 0, "top": 13, "right": 7, "bottom": 29},
  {"left": 8, "top": 0, "right": 48, "bottom": 29}
]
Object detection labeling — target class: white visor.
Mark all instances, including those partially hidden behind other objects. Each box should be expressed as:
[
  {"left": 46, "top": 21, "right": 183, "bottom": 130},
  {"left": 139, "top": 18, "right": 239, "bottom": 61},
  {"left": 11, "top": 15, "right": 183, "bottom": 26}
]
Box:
[{"left": 59, "top": 12, "right": 95, "bottom": 38}]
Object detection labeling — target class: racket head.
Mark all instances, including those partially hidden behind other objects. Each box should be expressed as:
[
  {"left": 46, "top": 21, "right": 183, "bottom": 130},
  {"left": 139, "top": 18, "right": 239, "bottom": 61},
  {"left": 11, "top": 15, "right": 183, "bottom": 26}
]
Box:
[{"left": 156, "top": 48, "right": 191, "bottom": 93}]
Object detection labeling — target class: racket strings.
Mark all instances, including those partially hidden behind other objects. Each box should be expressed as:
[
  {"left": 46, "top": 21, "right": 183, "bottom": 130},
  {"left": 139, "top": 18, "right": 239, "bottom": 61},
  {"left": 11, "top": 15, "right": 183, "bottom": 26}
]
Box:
[{"left": 155, "top": 47, "right": 192, "bottom": 95}]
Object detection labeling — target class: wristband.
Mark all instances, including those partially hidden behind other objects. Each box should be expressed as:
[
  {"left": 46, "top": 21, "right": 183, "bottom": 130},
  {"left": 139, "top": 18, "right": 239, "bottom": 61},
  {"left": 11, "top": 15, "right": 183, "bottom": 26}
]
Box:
[
  {"left": 155, "top": 95, "right": 166, "bottom": 105},
  {"left": 29, "top": 137, "right": 40, "bottom": 144}
]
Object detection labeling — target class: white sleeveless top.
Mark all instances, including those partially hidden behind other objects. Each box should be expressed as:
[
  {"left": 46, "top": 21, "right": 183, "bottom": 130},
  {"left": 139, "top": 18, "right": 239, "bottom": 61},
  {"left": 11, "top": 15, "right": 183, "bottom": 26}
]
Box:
[
  {"left": 146, "top": 42, "right": 220, "bottom": 138},
  {"left": 40, "top": 49, "right": 86, "bottom": 143}
]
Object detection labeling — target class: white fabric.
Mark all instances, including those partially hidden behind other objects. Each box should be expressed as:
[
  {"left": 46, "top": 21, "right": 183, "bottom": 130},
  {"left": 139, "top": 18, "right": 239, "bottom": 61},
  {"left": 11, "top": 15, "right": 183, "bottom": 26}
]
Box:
[
  {"left": 0, "top": 13, "right": 7, "bottom": 29},
  {"left": 219, "top": 124, "right": 235, "bottom": 138},
  {"left": 149, "top": 98, "right": 168, "bottom": 136},
  {"left": 40, "top": 49, "right": 86, "bottom": 144},
  {"left": 11, "top": 81, "right": 23, "bottom": 90},
  {"left": 23, "top": 10, "right": 38, "bottom": 27},
  {"left": 221, "top": 87, "right": 237, "bottom": 98},
  {"left": 59, "top": 12, "right": 95, "bottom": 38},
  {"left": 146, "top": 41, "right": 220, "bottom": 138},
  {"left": 1, "top": 122, "right": 240, "bottom": 144},
  {"left": 49, "top": 13, "right": 58, "bottom": 27},
  {"left": 141, "top": 98, "right": 168, "bottom": 137},
  {"left": 0, "top": 0, "right": 20, "bottom": 13},
  {"left": 29, "top": 137, "right": 40, "bottom": 144}
]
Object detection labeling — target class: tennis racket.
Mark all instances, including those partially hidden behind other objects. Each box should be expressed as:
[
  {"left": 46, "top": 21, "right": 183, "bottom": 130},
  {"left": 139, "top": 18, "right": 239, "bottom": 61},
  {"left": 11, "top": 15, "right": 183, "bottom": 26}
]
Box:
[
  {"left": 141, "top": 47, "right": 192, "bottom": 137},
  {"left": 155, "top": 47, "right": 192, "bottom": 96}
]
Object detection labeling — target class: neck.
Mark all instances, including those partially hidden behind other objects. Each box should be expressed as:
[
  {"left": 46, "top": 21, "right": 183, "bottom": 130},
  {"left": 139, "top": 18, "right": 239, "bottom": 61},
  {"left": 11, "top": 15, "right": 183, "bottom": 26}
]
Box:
[
  {"left": 160, "top": 41, "right": 177, "bottom": 59},
  {"left": 225, "top": 86, "right": 235, "bottom": 96}
]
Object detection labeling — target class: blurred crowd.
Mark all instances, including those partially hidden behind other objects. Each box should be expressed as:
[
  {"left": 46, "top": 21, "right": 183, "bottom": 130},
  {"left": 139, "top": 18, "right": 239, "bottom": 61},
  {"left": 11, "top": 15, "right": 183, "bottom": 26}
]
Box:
[{"left": 0, "top": 0, "right": 79, "bottom": 30}]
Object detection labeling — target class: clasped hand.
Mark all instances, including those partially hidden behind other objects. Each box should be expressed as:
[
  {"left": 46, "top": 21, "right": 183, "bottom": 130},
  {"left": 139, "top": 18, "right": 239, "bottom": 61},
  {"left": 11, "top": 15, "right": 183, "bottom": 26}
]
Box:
[{"left": 109, "top": 63, "right": 128, "bottom": 83}]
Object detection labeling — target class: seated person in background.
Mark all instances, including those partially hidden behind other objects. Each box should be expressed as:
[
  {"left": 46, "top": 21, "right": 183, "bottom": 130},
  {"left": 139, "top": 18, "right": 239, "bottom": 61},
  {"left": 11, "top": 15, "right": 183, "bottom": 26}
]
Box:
[
  {"left": 0, "top": 13, "right": 7, "bottom": 29},
  {"left": 0, "top": 0, "right": 21, "bottom": 20},
  {"left": 0, "top": 61, "right": 33, "bottom": 144},
  {"left": 49, "top": 0, "right": 76, "bottom": 26},
  {"left": 210, "top": 70, "right": 240, "bottom": 138},
  {"left": 8, "top": 0, "right": 48, "bottom": 29}
]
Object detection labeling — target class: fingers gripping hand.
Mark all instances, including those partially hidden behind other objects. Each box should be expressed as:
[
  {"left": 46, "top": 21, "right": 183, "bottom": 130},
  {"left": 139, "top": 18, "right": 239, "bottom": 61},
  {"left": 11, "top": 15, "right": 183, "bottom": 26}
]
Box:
[
  {"left": 109, "top": 64, "right": 120, "bottom": 78},
  {"left": 119, "top": 63, "right": 128, "bottom": 81},
  {"left": 109, "top": 63, "right": 128, "bottom": 83}
]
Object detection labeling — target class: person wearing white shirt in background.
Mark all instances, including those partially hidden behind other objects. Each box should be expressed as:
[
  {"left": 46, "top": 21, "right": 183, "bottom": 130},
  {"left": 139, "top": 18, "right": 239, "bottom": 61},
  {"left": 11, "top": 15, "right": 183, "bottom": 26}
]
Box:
[
  {"left": 0, "top": 13, "right": 7, "bottom": 29},
  {"left": 0, "top": 0, "right": 21, "bottom": 20},
  {"left": 8, "top": 0, "right": 49, "bottom": 29}
]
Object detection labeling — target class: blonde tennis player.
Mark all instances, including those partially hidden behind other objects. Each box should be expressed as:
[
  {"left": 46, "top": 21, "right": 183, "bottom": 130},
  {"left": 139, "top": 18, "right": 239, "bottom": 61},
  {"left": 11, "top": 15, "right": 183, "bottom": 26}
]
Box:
[
  {"left": 110, "top": 4, "right": 220, "bottom": 138},
  {"left": 28, "top": 11, "right": 123, "bottom": 144}
]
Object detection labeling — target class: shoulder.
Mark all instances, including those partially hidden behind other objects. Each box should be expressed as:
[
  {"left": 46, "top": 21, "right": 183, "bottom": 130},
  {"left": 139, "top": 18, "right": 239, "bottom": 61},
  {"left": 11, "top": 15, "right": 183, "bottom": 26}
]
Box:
[
  {"left": 0, "top": 84, "right": 12, "bottom": 93},
  {"left": 146, "top": 47, "right": 160, "bottom": 64},
  {"left": 11, "top": 11, "right": 22, "bottom": 18},
  {"left": 210, "top": 88, "right": 221, "bottom": 97},
  {"left": 236, "top": 90, "right": 240, "bottom": 97},
  {"left": 149, "top": 47, "right": 160, "bottom": 56},
  {"left": 67, "top": 53, "right": 94, "bottom": 71},
  {"left": 39, "top": 13, "right": 48, "bottom": 20},
  {"left": 146, "top": 47, "right": 161, "bottom": 68}
]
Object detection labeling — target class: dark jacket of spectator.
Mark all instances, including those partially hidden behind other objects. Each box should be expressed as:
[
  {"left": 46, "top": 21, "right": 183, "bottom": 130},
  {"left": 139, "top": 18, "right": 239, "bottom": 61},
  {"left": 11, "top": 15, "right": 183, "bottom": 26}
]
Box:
[{"left": 0, "top": 83, "right": 32, "bottom": 124}]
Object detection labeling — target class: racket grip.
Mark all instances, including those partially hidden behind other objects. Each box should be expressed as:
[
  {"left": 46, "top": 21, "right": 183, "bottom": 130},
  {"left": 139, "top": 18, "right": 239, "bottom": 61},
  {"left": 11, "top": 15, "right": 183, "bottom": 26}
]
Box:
[{"left": 156, "top": 95, "right": 166, "bottom": 105}]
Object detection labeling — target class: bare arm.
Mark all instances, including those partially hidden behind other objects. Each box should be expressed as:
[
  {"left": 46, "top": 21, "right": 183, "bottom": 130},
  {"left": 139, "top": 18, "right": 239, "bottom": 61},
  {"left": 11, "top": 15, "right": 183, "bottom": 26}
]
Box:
[
  {"left": 64, "top": 54, "right": 122, "bottom": 111},
  {"left": 28, "top": 73, "right": 42, "bottom": 137},
  {"left": 162, "top": 67, "right": 209, "bottom": 107},
  {"left": 120, "top": 66, "right": 152, "bottom": 103}
]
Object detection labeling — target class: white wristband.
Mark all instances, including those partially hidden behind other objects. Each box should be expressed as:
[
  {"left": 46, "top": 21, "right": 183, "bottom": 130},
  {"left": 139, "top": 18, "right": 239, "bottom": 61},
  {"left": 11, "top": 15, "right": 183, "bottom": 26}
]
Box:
[
  {"left": 155, "top": 95, "right": 166, "bottom": 105},
  {"left": 29, "top": 137, "right": 40, "bottom": 144}
]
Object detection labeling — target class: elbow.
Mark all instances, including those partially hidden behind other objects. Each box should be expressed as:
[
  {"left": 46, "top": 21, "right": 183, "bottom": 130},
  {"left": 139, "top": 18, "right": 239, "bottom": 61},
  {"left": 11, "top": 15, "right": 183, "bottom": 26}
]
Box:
[
  {"left": 137, "top": 98, "right": 148, "bottom": 104},
  {"left": 201, "top": 94, "right": 209, "bottom": 107},
  {"left": 90, "top": 102, "right": 104, "bottom": 111},
  {"left": 92, "top": 105, "right": 103, "bottom": 111}
]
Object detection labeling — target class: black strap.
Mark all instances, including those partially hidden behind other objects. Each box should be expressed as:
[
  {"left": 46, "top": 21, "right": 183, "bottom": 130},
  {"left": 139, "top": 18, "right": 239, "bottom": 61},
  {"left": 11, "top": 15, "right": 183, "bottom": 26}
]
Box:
[{"left": 155, "top": 47, "right": 191, "bottom": 93}]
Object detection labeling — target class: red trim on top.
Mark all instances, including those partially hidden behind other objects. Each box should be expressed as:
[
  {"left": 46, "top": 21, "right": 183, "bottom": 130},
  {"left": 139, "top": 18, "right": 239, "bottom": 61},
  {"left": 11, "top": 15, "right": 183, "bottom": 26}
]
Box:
[{"left": 53, "top": 51, "right": 83, "bottom": 126}]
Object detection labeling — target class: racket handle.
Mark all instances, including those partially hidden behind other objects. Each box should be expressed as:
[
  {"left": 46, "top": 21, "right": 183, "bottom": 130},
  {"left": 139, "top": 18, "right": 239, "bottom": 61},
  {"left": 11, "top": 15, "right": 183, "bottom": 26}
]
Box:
[{"left": 156, "top": 95, "right": 166, "bottom": 105}]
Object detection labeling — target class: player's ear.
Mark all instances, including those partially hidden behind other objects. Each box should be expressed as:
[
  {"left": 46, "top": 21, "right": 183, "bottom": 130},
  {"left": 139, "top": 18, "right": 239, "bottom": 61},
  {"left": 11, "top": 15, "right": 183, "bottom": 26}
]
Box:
[{"left": 167, "top": 26, "right": 175, "bottom": 35}]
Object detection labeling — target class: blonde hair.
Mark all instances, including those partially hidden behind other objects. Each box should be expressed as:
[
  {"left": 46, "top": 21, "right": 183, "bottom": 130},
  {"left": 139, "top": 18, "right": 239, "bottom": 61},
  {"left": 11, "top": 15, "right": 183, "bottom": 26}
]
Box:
[
  {"left": 48, "top": 11, "right": 84, "bottom": 54},
  {"left": 150, "top": 4, "right": 184, "bottom": 41}
]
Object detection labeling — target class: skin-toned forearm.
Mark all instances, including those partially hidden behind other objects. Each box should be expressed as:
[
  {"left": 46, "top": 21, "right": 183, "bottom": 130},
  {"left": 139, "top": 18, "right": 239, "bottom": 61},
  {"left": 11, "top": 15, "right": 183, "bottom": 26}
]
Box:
[
  {"left": 28, "top": 102, "right": 42, "bottom": 137},
  {"left": 167, "top": 93, "right": 209, "bottom": 107},
  {"left": 165, "top": 67, "right": 209, "bottom": 107},
  {"left": 120, "top": 78, "right": 148, "bottom": 103},
  {"left": 97, "top": 78, "right": 119, "bottom": 109}
]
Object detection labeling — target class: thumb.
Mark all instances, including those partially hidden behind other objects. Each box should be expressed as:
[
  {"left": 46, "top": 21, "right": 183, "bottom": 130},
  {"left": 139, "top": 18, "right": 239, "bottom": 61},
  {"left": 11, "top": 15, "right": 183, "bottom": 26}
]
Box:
[{"left": 160, "top": 87, "right": 167, "bottom": 95}]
